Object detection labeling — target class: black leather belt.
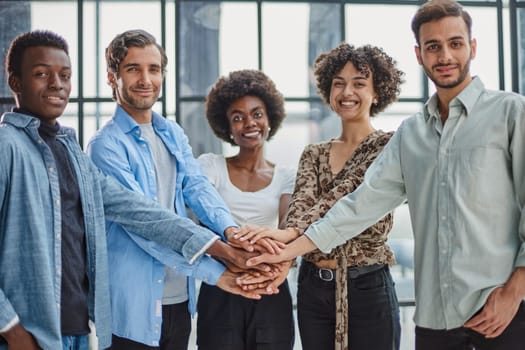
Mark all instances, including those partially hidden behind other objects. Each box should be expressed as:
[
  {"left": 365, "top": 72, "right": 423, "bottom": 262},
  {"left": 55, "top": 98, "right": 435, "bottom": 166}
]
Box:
[{"left": 303, "top": 260, "right": 386, "bottom": 282}]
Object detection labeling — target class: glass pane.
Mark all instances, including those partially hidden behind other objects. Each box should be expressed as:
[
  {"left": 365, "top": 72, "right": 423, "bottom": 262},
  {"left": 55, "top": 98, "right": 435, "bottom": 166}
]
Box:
[
  {"left": 346, "top": 4, "right": 421, "bottom": 99},
  {"left": 179, "top": 2, "right": 220, "bottom": 98},
  {"left": 82, "top": 1, "right": 162, "bottom": 99},
  {"left": 219, "top": 2, "right": 258, "bottom": 74},
  {"left": 262, "top": 3, "right": 310, "bottom": 97},
  {"left": 518, "top": 8, "right": 525, "bottom": 93},
  {"left": 463, "top": 6, "right": 501, "bottom": 90},
  {"left": 179, "top": 101, "right": 222, "bottom": 156},
  {"left": 31, "top": 2, "right": 79, "bottom": 98}
]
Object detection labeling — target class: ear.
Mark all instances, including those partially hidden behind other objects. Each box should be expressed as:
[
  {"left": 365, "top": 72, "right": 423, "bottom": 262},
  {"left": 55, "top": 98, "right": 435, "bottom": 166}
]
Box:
[
  {"left": 107, "top": 71, "right": 116, "bottom": 87},
  {"left": 8, "top": 75, "right": 21, "bottom": 94},
  {"left": 414, "top": 45, "right": 423, "bottom": 65},
  {"left": 470, "top": 38, "right": 477, "bottom": 61}
]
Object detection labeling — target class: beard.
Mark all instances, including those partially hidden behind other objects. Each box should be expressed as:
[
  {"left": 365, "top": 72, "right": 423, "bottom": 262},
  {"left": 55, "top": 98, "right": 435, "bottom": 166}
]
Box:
[
  {"left": 425, "top": 58, "right": 472, "bottom": 90},
  {"left": 120, "top": 88, "right": 158, "bottom": 110}
]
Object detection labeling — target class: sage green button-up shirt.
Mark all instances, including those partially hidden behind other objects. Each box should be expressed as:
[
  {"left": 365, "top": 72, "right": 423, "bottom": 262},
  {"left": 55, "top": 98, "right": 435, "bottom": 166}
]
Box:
[{"left": 305, "top": 77, "right": 525, "bottom": 329}]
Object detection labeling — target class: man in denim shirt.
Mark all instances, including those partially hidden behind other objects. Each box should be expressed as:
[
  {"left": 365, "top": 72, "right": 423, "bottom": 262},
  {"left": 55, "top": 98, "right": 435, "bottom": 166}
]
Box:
[
  {"left": 0, "top": 30, "right": 268, "bottom": 350},
  {"left": 87, "top": 30, "right": 279, "bottom": 350}
]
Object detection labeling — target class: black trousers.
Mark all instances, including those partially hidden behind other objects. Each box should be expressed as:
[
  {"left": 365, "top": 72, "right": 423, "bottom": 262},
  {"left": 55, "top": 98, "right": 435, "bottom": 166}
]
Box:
[
  {"left": 415, "top": 301, "right": 525, "bottom": 350},
  {"left": 109, "top": 301, "right": 191, "bottom": 350},
  {"left": 196, "top": 281, "right": 295, "bottom": 350},
  {"left": 297, "top": 261, "right": 400, "bottom": 350}
]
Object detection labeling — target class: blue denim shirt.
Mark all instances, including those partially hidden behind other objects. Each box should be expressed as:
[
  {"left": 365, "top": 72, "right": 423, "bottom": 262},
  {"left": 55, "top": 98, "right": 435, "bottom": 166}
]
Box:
[
  {"left": 0, "top": 112, "right": 219, "bottom": 350},
  {"left": 87, "top": 106, "right": 236, "bottom": 346}
]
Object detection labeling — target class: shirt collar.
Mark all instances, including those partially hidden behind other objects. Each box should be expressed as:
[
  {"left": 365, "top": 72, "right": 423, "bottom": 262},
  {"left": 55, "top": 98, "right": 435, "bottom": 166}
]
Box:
[
  {"left": 423, "top": 76, "right": 484, "bottom": 122},
  {"left": 112, "top": 105, "right": 168, "bottom": 135}
]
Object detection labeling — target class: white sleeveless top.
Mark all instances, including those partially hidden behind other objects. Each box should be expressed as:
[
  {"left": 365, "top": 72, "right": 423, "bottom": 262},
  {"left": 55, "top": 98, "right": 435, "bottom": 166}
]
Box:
[{"left": 197, "top": 153, "right": 296, "bottom": 228}]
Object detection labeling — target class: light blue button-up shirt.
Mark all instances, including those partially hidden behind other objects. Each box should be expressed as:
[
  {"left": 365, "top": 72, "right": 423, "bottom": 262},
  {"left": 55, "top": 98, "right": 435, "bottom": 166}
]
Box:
[
  {"left": 304, "top": 78, "right": 525, "bottom": 330},
  {"left": 87, "top": 106, "right": 236, "bottom": 346},
  {"left": 0, "top": 112, "right": 219, "bottom": 350}
]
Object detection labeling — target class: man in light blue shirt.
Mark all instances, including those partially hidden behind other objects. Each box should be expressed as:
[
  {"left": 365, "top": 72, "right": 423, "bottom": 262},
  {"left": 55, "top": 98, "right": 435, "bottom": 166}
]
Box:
[
  {"left": 88, "top": 30, "right": 272, "bottom": 350},
  {"left": 246, "top": 1, "right": 525, "bottom": 349},
  {"left": 0, "top": 30, "right": 266, "bottom": 350}
]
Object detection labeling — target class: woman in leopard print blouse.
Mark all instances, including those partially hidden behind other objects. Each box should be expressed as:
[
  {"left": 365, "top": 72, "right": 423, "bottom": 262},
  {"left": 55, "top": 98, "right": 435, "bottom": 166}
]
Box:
[{"left": 237, "top": 43, "right": 404, "bottom": 350}]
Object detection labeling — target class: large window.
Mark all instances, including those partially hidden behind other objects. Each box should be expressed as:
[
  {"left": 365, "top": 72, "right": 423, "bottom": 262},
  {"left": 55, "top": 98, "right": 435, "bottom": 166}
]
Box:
[{"left": 0, "top": 0, "right": 521, "bottom": 160}]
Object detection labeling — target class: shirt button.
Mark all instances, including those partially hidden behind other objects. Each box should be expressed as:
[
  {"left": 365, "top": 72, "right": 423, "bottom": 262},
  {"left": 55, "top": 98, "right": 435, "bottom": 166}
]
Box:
[
  {"left": 441, "top": 216, "right": 446, "bottom": 220},
  {"left": 49, "top": 167, "right": 55, "bottom": 173},
  {"left": 443, "top": 283, "right": 449, "bottom": 288},
  {"left": 441, "top": 249, "right": 447, "bottom": 254},
  {"left": 440, "top": 182, "right": 446, "bottom": 186},
  {"left": 55, "top": 199, "right": 60, "bottom": 205},
  {"left": 157, "top": 279, "right": 162, "bottom": 284},
  {"left": 56, "top": 233, "right": 61, "bottom": 240}
]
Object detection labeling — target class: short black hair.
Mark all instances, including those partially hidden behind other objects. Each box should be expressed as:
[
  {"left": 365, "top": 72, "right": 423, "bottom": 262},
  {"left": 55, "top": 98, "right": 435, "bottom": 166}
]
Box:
[
  {"left": 205, "top": 69, "right": 285, "bottom": 146},
  {"left": 6, "top": 30, "right": 69, "bottom": 79},
  {"left": 313, "top": 43, "right": 404, "bottom": 116}
]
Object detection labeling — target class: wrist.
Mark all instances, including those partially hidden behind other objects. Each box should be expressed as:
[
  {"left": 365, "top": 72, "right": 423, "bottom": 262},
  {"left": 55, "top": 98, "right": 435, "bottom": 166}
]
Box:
[{"left": 224, "top": 226, "right": 238, "bottom": 241}]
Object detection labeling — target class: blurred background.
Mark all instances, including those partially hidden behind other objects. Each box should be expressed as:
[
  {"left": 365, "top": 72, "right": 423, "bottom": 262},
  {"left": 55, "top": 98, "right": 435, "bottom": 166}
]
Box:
[{"left": 1, "top": 1, "right": 524, "bottom": 348}]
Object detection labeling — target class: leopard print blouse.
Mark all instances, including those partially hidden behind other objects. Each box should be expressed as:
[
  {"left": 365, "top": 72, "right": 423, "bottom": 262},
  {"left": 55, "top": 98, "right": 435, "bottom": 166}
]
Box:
[{"left": 285, "top": 130, "right": 396, "bottom": 350}]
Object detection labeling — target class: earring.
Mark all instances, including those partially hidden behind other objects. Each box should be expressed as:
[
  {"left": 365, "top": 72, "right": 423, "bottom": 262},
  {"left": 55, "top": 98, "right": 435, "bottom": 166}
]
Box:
[
  {"left": 268, "top": 127, "right": 271, "bottom": 132},
  {"left": 229, "top": 134, "right": 234, "bottom": 140},
  {"left": 373, "top": 98, "right": 378, "bottom": 105}
]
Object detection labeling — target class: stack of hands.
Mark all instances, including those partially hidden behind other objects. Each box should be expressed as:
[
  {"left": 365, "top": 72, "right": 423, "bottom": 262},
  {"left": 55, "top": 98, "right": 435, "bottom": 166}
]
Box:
[{"left": 213, "top": 226, "right": 299, "bottom": 300}]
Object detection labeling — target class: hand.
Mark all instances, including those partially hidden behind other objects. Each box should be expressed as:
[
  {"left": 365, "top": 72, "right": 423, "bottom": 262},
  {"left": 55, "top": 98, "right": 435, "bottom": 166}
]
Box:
[
  {"left": 0, "top": 323, "right": 41, "bottom": 350},
  {"left": 246, "top": 235, "right": 317, "bottom": 267},
  {"left": 216, "top": 269, "right": 275, "bottom": 300},
  {"left": 238, "top": 261, "right": 291, "bottom": 294},
  {"left": 225, "top": 227, "right": 255, "bottom": 252},
  {"left": 463, "top": 286, "right": 521, "bottom": 338},
  {"left": 233, "top": 226, "right": 299, "bottom": 244},
  {"left": 207, "top": 240, "right": 271, "bottom": 272},
  {"left": 252, "top": 238, "right": 286, "bottom": 254},
  {"left": 236, "top": 269, "right": 279, "bottom": 292}
]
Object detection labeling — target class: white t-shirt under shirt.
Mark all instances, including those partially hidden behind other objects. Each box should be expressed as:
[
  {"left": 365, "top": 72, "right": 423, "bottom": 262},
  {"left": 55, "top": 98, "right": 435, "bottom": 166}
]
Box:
[
  {"left": 140, "top": 123, "right": 187, "bottom": 305},
  {"left": 197, "top": 153, "right": 296, "bottom": 228}
]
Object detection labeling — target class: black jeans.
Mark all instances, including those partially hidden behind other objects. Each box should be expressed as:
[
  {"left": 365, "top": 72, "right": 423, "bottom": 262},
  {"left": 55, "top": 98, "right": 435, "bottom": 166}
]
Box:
[
  {"left": 196, "top": 282, "right": 295, "bottom": 350},
  {"left": 109, "top": 301, "right": 191, "bottom": 350},
  {"left": 415, "top": 301, "right": 525, "bottom": 350},
  {"left": 297, "top": 260, "right": 400, "bottom": 350}
]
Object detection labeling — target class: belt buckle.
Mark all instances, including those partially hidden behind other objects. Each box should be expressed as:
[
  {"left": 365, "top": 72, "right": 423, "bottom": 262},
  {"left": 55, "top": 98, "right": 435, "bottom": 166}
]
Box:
[{"left": 318, "top": 268, "right": 334, "bottom": 281}]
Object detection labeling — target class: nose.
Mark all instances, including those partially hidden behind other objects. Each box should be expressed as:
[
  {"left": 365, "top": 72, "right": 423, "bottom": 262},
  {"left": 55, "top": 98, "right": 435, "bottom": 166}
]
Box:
[
  {"left": 343, "top": 83, "right": 354, "bottom": 96},
  {"left": 48, "top": 73, "right": 63, "bottom": 90},
  {"left": 243, "top": 115, "right": 257, "bottom": 128},
  {"left": 438, "top": 46, "right": 453, "bottom": 64},
  {"left": 137, "top": 71, "right": 152, "bottom": 86}
]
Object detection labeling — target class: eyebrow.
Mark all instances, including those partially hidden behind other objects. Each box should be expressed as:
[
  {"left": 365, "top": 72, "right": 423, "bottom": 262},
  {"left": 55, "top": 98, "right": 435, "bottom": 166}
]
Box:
[
  {"left": 31, "top": 63, "right": 71, "bottom": 70},
  {"left": 423, "top": 35, "right": 465, "bottom": 46},
  {"left": 230, "top": 105, "right": 264, "bottom": 115},
  {"left": 122, "top": 63, "right": 161, "bottom": 69}
]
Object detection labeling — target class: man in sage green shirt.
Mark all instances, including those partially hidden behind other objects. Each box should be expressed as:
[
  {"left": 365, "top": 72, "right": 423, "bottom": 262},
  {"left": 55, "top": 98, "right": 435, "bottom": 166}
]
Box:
[{"left": 246, "top": 1, "right": 525, "bottom": 349}]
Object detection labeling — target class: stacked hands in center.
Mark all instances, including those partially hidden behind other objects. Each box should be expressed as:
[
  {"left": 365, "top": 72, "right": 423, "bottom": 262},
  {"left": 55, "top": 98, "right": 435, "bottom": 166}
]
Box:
[{"left": 216, "top": 226, "right": 298, "bottom": 299}]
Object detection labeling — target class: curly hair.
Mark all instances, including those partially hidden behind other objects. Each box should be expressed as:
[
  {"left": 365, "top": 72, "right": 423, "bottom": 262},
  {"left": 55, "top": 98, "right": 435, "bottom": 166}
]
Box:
[
  {"left": 205, "top": 69, "right": 285, "bottom": 146},
  {"left": 411, "top": 0, "right": 472, "bottom": 45},
  {"left": 6, "top": 30, "right": 69, "bottom": 79},
  {"left": 313, "top": 43, "right": 404, "bottom": 117}
]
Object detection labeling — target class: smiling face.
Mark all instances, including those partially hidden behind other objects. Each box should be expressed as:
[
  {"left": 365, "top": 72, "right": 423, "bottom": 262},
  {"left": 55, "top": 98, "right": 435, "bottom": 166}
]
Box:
[
  {"left": 227, "top": 95, "right": 270, "bottom": 149},
  {"left": 109, "top": 44, "right": 163, "bottom": 121},
  {"left": 9, "top": 46, "right": 71, "bottom": 124},
  {"left": 415, "top": 16, "right": 476, "bottom": 94},
  {"left": 329, "top": 61, "right": 377, "bottom": 122}
]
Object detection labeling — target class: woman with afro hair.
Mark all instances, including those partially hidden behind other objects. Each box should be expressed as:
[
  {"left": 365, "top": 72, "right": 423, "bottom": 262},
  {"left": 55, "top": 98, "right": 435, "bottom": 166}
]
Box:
[
  {"left": 236, "top": 43, "right": 405, "bottom": 350},
  {"left": 196, "top": 69, "right": 296, "bottom": 350}
]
